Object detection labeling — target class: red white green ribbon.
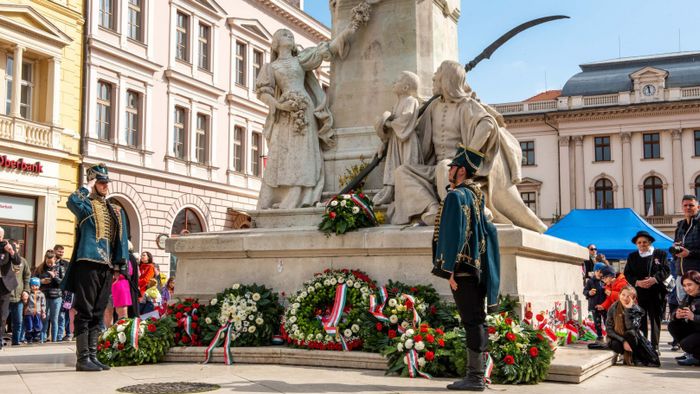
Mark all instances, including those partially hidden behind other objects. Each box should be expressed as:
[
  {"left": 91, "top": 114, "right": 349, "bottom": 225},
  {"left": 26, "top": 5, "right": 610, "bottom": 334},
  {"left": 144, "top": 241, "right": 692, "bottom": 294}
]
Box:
[
  {"left": 323, "top": 284, "right": 348, "bottom": 336},
  {"left": 349, "top": 194, "right": 378, "bottom": 225},
  {"left": 542, "top": 325, "right": 559, "bottom": 349},
  {"left": 223, "top": 323, "right": 234, "bottom": 365},
  {"left": 406, "top": 349, "right": 432, "bottom": 379},
  {"left": 369, "top": 286, "right": 389, "bottom": 322},
  {"left": 182, "top": 315, "right": 193, "bottom": 338},
  {"left": 203, "top": 322, "right": 234, "bottom": 365},
  {"left": 130, "top": 318, "right": 140, "bottom": 350},
  {"left": 564, "top": 322, "right": 579, "bottom": 344},
  {"left": 400, "top": 294, "right": 421, "bottom": 327},
  {"left": 484, "top": 353, "right": 494, "bottom": 385}
]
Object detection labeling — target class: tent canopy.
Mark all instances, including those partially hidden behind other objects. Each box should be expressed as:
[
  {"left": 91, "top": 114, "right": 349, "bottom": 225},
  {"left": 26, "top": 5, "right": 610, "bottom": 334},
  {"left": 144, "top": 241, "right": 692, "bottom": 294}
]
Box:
[{"left": 545, "top": 208, "right": 674, "bottom": 260}]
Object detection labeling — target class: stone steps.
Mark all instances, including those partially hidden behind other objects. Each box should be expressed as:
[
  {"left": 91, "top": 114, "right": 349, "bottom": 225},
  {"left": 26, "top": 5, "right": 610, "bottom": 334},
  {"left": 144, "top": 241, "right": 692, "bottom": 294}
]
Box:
[{"left": 165, "top": 343, "right": 616, "bottom": 383}]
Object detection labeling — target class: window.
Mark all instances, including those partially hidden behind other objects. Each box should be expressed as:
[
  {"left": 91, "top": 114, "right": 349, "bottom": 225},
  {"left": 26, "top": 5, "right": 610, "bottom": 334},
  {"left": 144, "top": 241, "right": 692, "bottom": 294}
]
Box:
[
  {"left": 127, "top": 0, "right": 143, "bottom": 41},
  {"left": 96, "top": 81, "right": 112, "bottom": 140},
  {"left": 694, "top": 131, "right": 700, "bottom": 156},
  {"left": 171, "top": 207, "right": 203, "bottom": 235},
  {"left": 520, "top": 192, "right": 536, "bottom": 213},
  {"left": 195, "top": 114, "right": 208, "bottom": 164},
  {"left": 594, "top": 136, "right": 611, "bottom": 161},
  {"left": 197, "top": 24, "right": 210, "bottom": 70},
  {"left": 643, "top": 133, "right": 660, "bottom": 159},
  {"left": 175, "top": 12, "right": 190, "bottom": 62},
  {"left": 520, "top": 141, "right": 535, "bottom": 166},
  {"left": 233, "top": 126, "right": 245, "bottom": 172},
  {"left": 643, "top": 176, "right": 664, "bottom": 216},
  {"left": 124, "top": 91, "right": 140, "bottom": 147},
  {"left": 99, "top": 0, "right": 115, "bottom": 30},
  {"left": 5, "top": 58, "right": 34, "bottom": 119},
  {"left": 253, "top": 49, "right": 263, "bottom": 78},
  {"left": 251, "top": 132, "right": 262, "bottom": 177},
  {"left": 236, "top": 42, "right": 247, "bottom": 86},
  {"left": 594, "top": 178, "right": 614, "bottom": 209},
  {"left": 173, "top": 106, "right": 186, "bottom": 159},
  {"left": 695, "top": 175, "right": 700, "bottom": 199}
]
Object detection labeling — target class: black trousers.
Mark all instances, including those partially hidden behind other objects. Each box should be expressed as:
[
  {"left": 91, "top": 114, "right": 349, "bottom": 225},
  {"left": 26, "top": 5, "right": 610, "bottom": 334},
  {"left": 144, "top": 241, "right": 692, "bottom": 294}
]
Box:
[
  {"left": 72, "top": 261, "right": 112, "bottom": 336},
  {"left": 668, "top": 319, "right": 700, "bottom": 358},
  {"left": 609, "top": 332, "right": 638, "bottom": 355},
  {"left": 0, "top": 292, "right": 9, "bottom": 348},
  {"left": 637, "top": 293, "right": 664, "bottom": 350},
  {"left": 451, "top": 276, "right": 487, "bottom": 353},
  {"left": 592, "top": 309, "right": 606, "bottom": 339}
]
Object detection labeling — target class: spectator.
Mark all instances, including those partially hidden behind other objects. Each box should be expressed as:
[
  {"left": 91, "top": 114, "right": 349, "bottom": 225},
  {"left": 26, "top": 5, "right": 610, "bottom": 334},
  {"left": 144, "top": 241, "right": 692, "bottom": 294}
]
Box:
[
  {"left": 161, "top": 277, "right": 175, "bottom": 304},
  {"left": 586, "top": 262, "right": 608, "bottom": 349},
  {"left": 126, "top": 243, "right": 141, "bottom": 319},
  {"left": 583, "top": 244, "right": 598, "bottom": 282},
  {"left": 624, "top": 231, "right": 670, "bottom": 352},
  {"left": 670, "top": 195, "right": 700, "bottom": 302},
  {"left": 23, "top": 278, "right": 46, "bottom": 343},
  {"left": 35, "top": 250, "right": 65, "bottom": 342},
  {"left": 8, "top": 239, "right": 30, "bottom": 346},
  {"left": 668, "top": 270, "right": 700, "bottom": 366},
  {"left": 668, "top": 252, "right": 681, "bottom": 351},
  {"left": 112, "top": 241, "right": 139, "bottom": 320},
  {"left": 0, "top": 226, "right": 21, "bottom": 350},
  {"left": 597, "top": 266, "right": 629, "bottom": 311},
  {"left": 53, "top": 244, "right": 71, "bottom": 341},
  {"left": 140, "top": 278, "right": 161, "bottom": 315},
  {"left": 605, "top": 285, "right": 660, "bottom": 367},
  {"left": 138, "top": 251, "right": 156, "bottom": 296}
]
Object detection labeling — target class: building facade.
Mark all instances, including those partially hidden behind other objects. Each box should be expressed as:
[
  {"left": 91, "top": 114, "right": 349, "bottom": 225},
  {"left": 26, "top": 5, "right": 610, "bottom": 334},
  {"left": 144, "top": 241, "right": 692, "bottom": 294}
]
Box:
[
  {"left": 83, "top": 0, "right": 329, "bottom": 272},
  {"left": 494, "top": 52, "right": 700, "bottom": 235},
  {"left": 0, "top": 0, "right": 83, "bottom": 266}
]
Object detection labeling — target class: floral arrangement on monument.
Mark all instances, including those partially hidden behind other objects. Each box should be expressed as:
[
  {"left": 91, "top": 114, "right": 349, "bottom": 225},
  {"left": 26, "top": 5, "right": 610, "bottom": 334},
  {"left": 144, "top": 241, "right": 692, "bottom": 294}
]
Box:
[
  {"left": 383, "top": 323, "right": 450, "bottom": 378},
  {"left": 386, "top": 280, "right": 460, "bottom": 331},
  {"left": 362, "top": 290, "right": 427, "bottom": 353},
  {"left": 97, "top": 317, "right": 175, "bottom": 367},
  {"left": 201, "top": 283, "right": 283, "bottom": 353},
  {"left": 318, "top": 193, "right": 378, "bottom": 235},
  {"left": 281, "top": 269, "right": 376, "bottom": 351},
  {"left": 165, "top": 298, "right": 205, "bottom": 346},
  {"left": 525, "top": 301, "right": 588, "bottom": 346},
  {"left": 279, "top": 91, "right": 307, "bottom": 135}
]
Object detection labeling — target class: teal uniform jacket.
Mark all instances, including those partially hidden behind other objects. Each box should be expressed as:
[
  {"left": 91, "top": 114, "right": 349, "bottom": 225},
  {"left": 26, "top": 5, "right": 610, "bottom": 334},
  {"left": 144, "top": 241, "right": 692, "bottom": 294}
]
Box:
[
  {"left": 65, "top": 187, "right": 129, "bottom": 273},
  {"left": 431, "top": 182, "right": 501, "bottom": 307}
]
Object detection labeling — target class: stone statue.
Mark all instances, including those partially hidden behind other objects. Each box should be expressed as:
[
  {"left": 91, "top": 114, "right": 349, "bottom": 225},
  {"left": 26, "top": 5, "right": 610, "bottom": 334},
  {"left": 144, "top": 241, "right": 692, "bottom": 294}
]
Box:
[
  {"left": 390, "top": 60, "right": 547, "bottom": 233},
  {"left": 372, "top": 71, "right": 422, "bottom": 206},
  {"left": 255, "top": 1, "right": 381, "bottom": 209}
]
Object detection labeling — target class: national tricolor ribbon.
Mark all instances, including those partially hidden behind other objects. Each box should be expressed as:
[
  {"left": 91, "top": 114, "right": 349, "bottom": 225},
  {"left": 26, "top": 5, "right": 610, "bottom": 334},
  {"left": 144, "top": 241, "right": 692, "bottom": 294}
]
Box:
[
  {"left": 349, "top": 194, "right": 378, "bottom": 225},
  {"left": 400, "top": 294, "right": 421, "bottom": 327},
  {"left": 483, "top": 353, "right": 494, "bottom": 385},
  {"left": 180, "top": 315, "right": 193, "bottom": 339},
  {"left": 323, "top": 284, "right": 348, "bottom": 337},
  {"left": 369, "top": 286, "right": 389, "bottom": 322},
  {"left": 203, "top": 322, "right": 234, "bottom": 365},
  {"left": 406, "top": 349, "right": 432, "bottom": 379},
  {"left": 130, "top": 317, "right": 140, "bottom": 350}
]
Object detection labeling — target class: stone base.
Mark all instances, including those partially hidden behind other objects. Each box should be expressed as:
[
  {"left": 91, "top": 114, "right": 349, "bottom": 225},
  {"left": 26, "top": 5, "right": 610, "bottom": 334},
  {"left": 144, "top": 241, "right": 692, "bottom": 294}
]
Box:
[
  {"left": 167, "top": 223, "right": 587, "bottom": 314},
  {"left": 546, "top": 344, "right": 617, "bottom": 383}
]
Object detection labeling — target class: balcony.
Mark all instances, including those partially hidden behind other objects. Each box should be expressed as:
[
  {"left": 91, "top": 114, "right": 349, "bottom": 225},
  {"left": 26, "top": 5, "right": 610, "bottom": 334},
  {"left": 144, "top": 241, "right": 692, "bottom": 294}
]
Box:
[
  {"left": 492, "top": 100, "right": 558, "bottom": 115},
  {"left": 0, "top": 113, "right": 62, "bottom": 149}
]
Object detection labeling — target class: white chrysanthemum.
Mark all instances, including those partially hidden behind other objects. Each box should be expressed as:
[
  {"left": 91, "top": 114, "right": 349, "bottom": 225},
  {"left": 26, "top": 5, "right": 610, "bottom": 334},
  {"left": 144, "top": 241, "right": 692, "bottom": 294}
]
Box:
[
  {"left": 325, "top": 335, "right": 333, "bottom": 342},
  {"left": 243, "top": 321, "right": 249, "bottom": 327},
  {"left": 337, "top": 277, "right": 344, "bottom": 284},
  {"left": 117, "top": 332, "right": 126, "bottom": 344},
  {"left": 255, "top": 317, "right": 264, "bottom": 325},
  {"left": 290, "top": 309, "right": 296, "bottom": 315},
  {"left": 403, "top": 354, "right": 409, "bottom": 365},
  {"left": 415, "top": 341, "right": 425, "bottom": 351},
  {"left": 406, "top": 328, "right": 415, "bottom": 336},
  {"left": 355, "top": 282, "right": 362, "bottom": 289},
  {"left": 205, "top": 317, "right": 212, "bottom": 325},
  {"left": 397, "top": 342, "right": 404, "bottom": 352},
  {"left": 252, "top": 293, "right": 261, "bottom": 301},
  {"left": 342, "top": 194, "right": 351, "bottom": 200},
  {"left": 316, "top": 333, "right": 324, "bottom": 340},
  {"left": 330, "top": 200, "right": 338, "bottom": 207},
  {"left": 352, "top": 206, "right": 360, "bottom": 214},
  {"left": 293, "top": 303, "right": 300, "bottom": 309},
  {"left": 315, "top": 282, "right": 322, "bottom": 289},
  {"left": 388, "top": 299, "right": 398, "bottom": 307},
  {"left": 417, "top": 303, "right": 427, "bottom": 312},
  {"left": 400, "top": 334, "right": 406, "bottom": 341},
  {"left": 346, "top": 280, "right": 354, "bottom": 287},
  {"left": 232, "top": 283, "right": 240, "bottom": 290},
  {"left": 340, "top": 200, "right": 347, "bottom": 207},
  {"left": 351, "top": 324, "right": 360, "bottom": 333},
  {"left": 307, "top": 334, "right": 314, "bottom": 341},
  {"left": 210, "top": 298, "right": 218, "bottom": 306},
  {"left": 344, "top": 329, "right": 353, "bottom": 338},
  {"left": 389, "top": 315, "right": 399, "bottom": 324},
  {"left": 300, "top": 291, "right": 308, "bottom": 298},
  {"left": 248, "top": 325, "right": 256, "bottom": 333},
  {"left": 330, "top": 278, "right": 337, "bottom": 285},
  {"left": 323, "top": 280, "right": 331, "bottom": 286},
  {"left": 116, "top": 324, "right": 126, "bottom": 332},
  {"left": 102, "top": 331, "right": 109, "bottom": 341},
  {"left": 418, "top": 357, "right": 426, "bottom": 367},
  {"left": 401, "top": 321, "right": 410, "bottom": 329},
  {"left": 404, "top": 339, "right": 414, "bottom": 349},
  {"left": 289, "top": 316, "right": 297, "bottom": 324},
  {"left": 307, "top": 286, "right": 315, "bottom": 293}
]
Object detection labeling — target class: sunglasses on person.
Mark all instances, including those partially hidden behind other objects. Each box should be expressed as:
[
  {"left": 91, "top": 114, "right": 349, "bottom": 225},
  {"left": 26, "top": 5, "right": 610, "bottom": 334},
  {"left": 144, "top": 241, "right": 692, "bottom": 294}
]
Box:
[{"left": 589, "top": 247, "right": 597, "bottom": 251}]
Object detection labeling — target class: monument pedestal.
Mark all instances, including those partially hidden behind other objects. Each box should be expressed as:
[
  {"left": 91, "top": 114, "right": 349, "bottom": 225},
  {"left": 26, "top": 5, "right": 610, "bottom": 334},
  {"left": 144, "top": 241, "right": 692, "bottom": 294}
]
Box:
[{"left": 167, "top": 223, "right": 586, "bottom": 315}]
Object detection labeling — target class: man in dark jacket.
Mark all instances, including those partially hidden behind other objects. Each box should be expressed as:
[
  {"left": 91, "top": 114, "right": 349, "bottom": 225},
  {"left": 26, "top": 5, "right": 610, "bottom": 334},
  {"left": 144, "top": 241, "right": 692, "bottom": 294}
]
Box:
[
  {"left": 53, "top": 244, "right": 71, "bottom": 341},
  {"left": 0, "top": 227, "right": 21, "bottom": 350},
  {"left": 8, "top": 239, "right": 30, "bottom": 345},
  {"left": 585, "top": 262, "right": 608, "bottom": 348},
  {"left": 671, "top": 195, "right": 700, "bottom": 300}
]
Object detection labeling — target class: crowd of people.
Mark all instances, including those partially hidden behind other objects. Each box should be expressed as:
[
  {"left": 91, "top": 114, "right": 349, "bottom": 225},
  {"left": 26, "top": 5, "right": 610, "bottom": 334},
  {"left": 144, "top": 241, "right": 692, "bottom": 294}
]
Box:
[
  {"left": 0, "top": 234, "right": 175, "bottom": 348},
  {"left": 582, "top": 194, "right": 700, "bottom": 367}
]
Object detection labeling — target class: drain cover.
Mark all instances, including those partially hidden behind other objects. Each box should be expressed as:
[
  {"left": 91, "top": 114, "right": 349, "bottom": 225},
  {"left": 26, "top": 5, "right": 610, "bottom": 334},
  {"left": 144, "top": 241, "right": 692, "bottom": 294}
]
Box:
[{"left": 116, "top": 382, "right": 220, "bottom": 394}]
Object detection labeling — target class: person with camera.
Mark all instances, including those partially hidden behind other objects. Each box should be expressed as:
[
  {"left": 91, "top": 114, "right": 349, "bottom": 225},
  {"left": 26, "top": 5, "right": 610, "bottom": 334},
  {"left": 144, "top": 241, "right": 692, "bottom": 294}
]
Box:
[
  {"left": 671, "top": 195, "right": 700, "bottom": 302},
  {"left": 668, "top": 270, "right": 700, "bottom": 366},
  {"left": 0, "top": 227, "right": 21, "bottom": 350},
  {"left": 623, "top": 231, "right": 670, "bottom": 352},
  {"left": 8, "top": 239, "right": 30, "bottom": 346},
  {"left": 35, "top": 250, "right": 65, "bottom": 342},
  {"left": 64, "top": 163, "right": 129, "bottom": 371},
  {"left": 583, "top": 245, "right": 609, "bottom": 283}
]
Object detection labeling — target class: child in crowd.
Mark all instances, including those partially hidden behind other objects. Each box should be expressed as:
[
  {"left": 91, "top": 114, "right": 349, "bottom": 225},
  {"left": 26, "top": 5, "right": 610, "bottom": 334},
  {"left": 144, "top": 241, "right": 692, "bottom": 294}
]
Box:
[
  {"left": 605, "top": 286, "right": 660, "bottom": 367},
  {"left": 597, "top": 266, "right": 629, "bottom": 311},
  {"left": 140, "top": 279, "right": 162, "bottom": 315},
  {"left": 23, "top": 278, "right": 46, "bottom": 343},
  {"left": 585, "top": 262, "right": 608, "bottom": 349}
]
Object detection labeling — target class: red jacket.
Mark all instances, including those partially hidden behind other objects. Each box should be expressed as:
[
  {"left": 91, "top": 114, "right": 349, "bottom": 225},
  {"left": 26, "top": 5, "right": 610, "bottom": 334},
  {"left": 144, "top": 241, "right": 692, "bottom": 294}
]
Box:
[
  {"left": 600, "top": 273, "right": 629, "bottom": 310},
  {"left": 138, "top": 263, "right": 156, "bottom": 296}
]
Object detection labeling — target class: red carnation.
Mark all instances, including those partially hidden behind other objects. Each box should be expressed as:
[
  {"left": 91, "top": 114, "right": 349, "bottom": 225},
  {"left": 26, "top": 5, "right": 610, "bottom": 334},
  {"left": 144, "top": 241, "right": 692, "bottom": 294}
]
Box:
[
  {"left": 438, "top": 338, "right": 445, "bottom": 347},
  {"left": 503, "top": 355, "right": 515, "bottom": 365},
  {"left": 414, "top": 335, "right": 423, "bottom": 342},
  {"left": 430, "top": 306, "right": 437, "bottom": 315},
  {"left": 184, "top": 307, "right": 192, "bottom": 313},
  {"left": 505, "top": 318, "right": 513, "bottom": 326},
  {"left": 97, "top": 344, "right": 103, "bottom": 351},
  {"left": 536, "top": 314, "right": 545, "bottom": 322},
  {"left": 426, "top": 334, "right": 435, "bottom": 343},
  {"left": 192, "top": 315, "right": 199, "bottom": 321},
  {"left": 410, "top": 287, "right": 418, "bottom": 293},
  {"left": 117, "top": 319, "right": 126, "bottom": 325},
  {"left": 147, "top": 324, "right": 157, "bottom": 333},
  {"left": 104, "top": 340, "right": 111, "bottom": 347},
  {"left": 537, "top": 333, "right": 545, "bottom": 341},
  {"left": 176, "top": 304, "right": 183, "bottom": 310},
  {"left": 175, "top": 312, "right": 183, "bottom": 319},
  {"left": 182, "top": 336, "right": 190, "bottom": 344},
  {"left": 487, "top": 327, "right": 496, "bottom": 334},
  {"left": 525, "top": 311, "right": 533, "bottom": 320},
  {"left": 500, "top": 312, "right": 506, "bottom": 317},
  {"left": 117, "top": 343, "right": 125, "bottom": 350},
  {"left": 191, "top": 322, "right": 198, "bottom": 329},
  {"left": 376, "top": 322, "right": 384, "bottom": 331},
  {"left": 435, "top": 328, "right": 444, "bottom": 335},
  {"left": 425, "top": 351, "right": 435, "bottom": 361},
  {"left": 193, "top": 303, "right": 200, "bottom": 309},
  {"left": 329, "top": 212, "right": 337, "bottom": 219},
  {"left": 505, "top": 332, "right": 516, "bottom": 342},
  {"left": 405, "top": 299, "right": 414, "bottom": 309},
  {"left": 529, "top": 346, "right": 539, "bottom": 357},
  {"left": 388, "top": 330, "right": 397, "bottom": 339},
  {"left": 420, "top": 326, "right": 429, "bottom": 333}
]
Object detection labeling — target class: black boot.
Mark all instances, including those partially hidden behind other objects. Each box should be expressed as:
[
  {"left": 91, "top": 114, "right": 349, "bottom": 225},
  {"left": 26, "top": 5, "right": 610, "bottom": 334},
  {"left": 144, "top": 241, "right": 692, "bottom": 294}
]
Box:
[
  {"left": 75, "top": 333, "right": 102, "bottom": 372},
  {"left": 447, "top": 349, "right": 486, "bottom": 391},
  {"left": 88, "top": 328, "right": 111, "bottom": 370}
]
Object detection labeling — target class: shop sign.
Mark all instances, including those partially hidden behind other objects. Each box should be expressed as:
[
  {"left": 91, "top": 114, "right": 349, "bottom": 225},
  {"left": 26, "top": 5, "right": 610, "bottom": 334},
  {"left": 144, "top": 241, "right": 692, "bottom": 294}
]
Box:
[
  {"left": 0, "top": 155, "right": 43, "bottom": 174},
  {"left": 0, "top": 195, "right": 36, "bottom": 222}
]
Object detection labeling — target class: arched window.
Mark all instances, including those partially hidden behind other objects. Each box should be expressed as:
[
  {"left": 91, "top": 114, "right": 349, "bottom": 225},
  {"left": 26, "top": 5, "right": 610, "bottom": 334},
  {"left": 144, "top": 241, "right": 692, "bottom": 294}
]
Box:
[
  {"left": 594, "top": 178, "right": 614, "bottom": 209},
  {"left": 171, "top": 207, "right": 203, "bottom": 235},
  {"left": 643, "top": 176, "right": 664, "bottom": 216},
  {"left": 694, "top": 175, "right": 700, "bottom": 200}
]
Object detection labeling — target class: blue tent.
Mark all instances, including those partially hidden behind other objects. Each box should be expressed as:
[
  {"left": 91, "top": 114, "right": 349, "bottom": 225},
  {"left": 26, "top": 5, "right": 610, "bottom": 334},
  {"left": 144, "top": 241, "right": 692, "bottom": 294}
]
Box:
[{"left": 545, "top": 208, "right": 673, "bottom": 260}]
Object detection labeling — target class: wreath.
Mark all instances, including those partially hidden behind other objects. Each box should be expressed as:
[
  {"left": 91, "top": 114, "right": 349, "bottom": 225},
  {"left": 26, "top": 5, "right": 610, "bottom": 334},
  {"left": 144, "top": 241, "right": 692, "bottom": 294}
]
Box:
[
  {"left": 165, "top": 298, "right": 205, "bottom": 346},
  {"left": 383, "top": 323, "right": 450, "bottom": 378},
  {"left": 282, "top": 269, "right": 376, "bottom": 351},
  {"left": 385, "top": 280, "right": 460, "bottom": 331},
  {"left": 363, "top": 290, "right": 427, "bottom": 353},
  {"left": 97, "top": 317, "right": 175, "bottom": 367},
  {"left": 201, "top": 283, "right": 283, "bottom": 348},
  {"left": 319, "top": 193, "right": 378, "bottom": 235}
]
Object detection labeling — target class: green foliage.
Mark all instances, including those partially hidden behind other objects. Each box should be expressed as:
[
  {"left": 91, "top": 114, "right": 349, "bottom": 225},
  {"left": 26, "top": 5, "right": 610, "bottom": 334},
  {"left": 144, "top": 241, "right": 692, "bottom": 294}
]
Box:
[
  {"left": 319, "top": 193, "right": 378, "bottom": 236},
  {"left": 97, "top": 317, "right": 175, "bottom": 367},
  {"left": 385, "top": 280, "right": 460, "bottom": 331},
  {"left": 338, "top": 160, "right": 369, "bottom": 190}
]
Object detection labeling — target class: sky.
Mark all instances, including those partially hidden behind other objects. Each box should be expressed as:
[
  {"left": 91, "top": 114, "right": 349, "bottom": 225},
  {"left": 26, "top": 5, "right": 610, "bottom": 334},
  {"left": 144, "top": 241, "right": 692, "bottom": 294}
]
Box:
[{"left": 303, "top": 0, "right": 700, "bottom": 103}]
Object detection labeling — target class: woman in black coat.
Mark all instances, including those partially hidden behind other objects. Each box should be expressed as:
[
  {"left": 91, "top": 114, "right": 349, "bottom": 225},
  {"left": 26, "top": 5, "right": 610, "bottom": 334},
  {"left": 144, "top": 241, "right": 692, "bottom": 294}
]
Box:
[
  {"left": 623, "top": 231, "right": 670, "bottom": 351},
  {"left": 668, "top": 270, "right": 700, "bottom": 366}
]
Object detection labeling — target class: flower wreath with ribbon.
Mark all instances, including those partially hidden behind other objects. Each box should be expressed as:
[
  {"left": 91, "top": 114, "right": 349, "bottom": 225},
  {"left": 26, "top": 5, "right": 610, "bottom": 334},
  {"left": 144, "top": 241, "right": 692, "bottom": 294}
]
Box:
[
  {"left": 96, "top": 317, "right": 174, "bottom": 367},
  {"left": 319, "top": 193, "right": 378, "bottom": 235},
  {"left": 282, "top": 269, "right": 376, "bottom": 351},
  {"left": 383, "top": 323, "right": 449, "bottom": 379},
  {"left": 166, "top": 297, "right": 205, "bottom": 346},
  {"left": 363, "top": 289, "right": 429, "bottom": 353},
  {"left": 201, "top": 283, "right": 283, "bottom": 364}
]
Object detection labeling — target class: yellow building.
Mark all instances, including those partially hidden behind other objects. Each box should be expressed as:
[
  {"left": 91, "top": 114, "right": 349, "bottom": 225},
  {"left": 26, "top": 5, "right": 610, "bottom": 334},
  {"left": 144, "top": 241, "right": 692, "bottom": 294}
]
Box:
[{"left": 0, "top": 0, "right": 83, "bottom": 264}]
